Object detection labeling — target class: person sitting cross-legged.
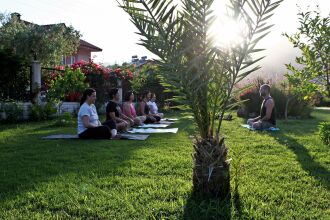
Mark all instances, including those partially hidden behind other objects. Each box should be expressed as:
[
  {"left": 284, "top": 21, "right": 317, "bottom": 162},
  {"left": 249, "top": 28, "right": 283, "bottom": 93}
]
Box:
[
  {"left": 138, "top": 91, "right": 161, "bottom": 123},
  {"left": 147, "top": 93, "right": 164, "bottom": 119},
  {"left": 105, "top": 88, "right": 134, "bottom": 132},
  {"left": 122, "top": 91, "right": 146, "bottom": 126},
  {"left": 78, "top": 88, "right": 117, "bottom": 139},
  {"left": 247, "top": 84, "right": 276, "bottom": 130}
]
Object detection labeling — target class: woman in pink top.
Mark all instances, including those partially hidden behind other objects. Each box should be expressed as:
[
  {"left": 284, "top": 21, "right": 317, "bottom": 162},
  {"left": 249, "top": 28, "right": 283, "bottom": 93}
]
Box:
[{"left": 122, "top": 91, "right": 146, "bottom": 126}]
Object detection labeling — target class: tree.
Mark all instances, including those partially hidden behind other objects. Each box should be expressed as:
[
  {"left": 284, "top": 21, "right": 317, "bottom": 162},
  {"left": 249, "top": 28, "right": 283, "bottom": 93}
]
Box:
[
  {"left": 0, "top": 48, "right": 29, "bottom": 100},
  {"left": 130, "top": 63, "right": 165, "bottom": 99},
  {"left": 118, "top": 0, "right": 282, "bottom": 198},
  {"left": 284, "top": 9, "right": 330, "bottom": 99},
  {"left": 0, "top": 12, "right": 81, "bottom": 66}
]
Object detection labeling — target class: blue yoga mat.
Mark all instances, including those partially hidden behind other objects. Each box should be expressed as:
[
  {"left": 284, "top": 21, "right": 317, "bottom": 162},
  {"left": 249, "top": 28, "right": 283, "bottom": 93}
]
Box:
[{"left": 241, "top": 124, "right": 280, "bottom": 131}]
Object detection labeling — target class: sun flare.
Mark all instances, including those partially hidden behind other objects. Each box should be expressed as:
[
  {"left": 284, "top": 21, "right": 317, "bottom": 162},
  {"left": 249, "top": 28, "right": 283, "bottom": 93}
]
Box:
[{"left": 211, "top": 17, "right": 246, "bottom": 48}]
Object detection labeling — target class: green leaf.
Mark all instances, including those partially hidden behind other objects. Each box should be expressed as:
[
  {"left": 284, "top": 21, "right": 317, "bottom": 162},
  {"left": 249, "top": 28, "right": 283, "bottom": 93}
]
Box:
[
  {"left": 251, "top": 31, "right": 271, "bottom": 44},
  {"left": 264, "top": 1, "right": 282, "bottom": 14},
  {"left": 236, "top": 66, "right": 262, "bottom": 83},
  {"left": 255, "top": 24, "right": 274, "bottom": 34},
  {"left": 240, "top": 56, "right": 266, "bottom": 71}
]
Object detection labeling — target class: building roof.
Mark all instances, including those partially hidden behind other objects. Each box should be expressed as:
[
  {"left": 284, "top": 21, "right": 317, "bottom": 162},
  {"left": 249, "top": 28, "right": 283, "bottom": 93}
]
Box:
[
  {"left": 79, "top": 39, "right": 102, "bottom": 52},
  {"left": 11, "top": 12, "right": 102, "bottom": 52}
]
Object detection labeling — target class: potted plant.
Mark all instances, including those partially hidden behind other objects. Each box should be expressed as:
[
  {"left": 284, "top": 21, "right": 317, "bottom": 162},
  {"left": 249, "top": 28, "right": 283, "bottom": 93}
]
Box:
[{"left": 119, "top": 0, "right": 282, "bottom": 198}]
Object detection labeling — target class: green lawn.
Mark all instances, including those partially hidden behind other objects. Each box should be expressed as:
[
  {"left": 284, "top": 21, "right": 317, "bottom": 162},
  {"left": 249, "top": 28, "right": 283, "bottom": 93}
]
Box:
[{"left": 0, "top": 109, "right": 329, "bottom": 219}]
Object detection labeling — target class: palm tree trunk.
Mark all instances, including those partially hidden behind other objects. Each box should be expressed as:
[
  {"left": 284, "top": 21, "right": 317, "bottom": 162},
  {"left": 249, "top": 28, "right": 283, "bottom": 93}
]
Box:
[
  {"left": 192, "top": 137, "right": 230, "bottom": 199},
  {"left": 285, "top": 98, "right": 290, "bottom": 120}
]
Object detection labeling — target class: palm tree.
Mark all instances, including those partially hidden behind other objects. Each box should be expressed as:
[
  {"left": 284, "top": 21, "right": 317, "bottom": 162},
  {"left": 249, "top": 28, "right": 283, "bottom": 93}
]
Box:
[{"left": 118, "top": 0, "right": 282, "bottom": 198}]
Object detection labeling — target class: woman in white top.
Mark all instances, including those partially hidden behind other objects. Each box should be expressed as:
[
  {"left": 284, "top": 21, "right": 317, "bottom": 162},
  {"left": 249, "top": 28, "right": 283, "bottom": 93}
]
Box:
[
  {"left": 147, "top": 93, "right": 164, "bottom": 118},
  {"left": 77, "top": 88, "right": 117, "bottom": 139}
]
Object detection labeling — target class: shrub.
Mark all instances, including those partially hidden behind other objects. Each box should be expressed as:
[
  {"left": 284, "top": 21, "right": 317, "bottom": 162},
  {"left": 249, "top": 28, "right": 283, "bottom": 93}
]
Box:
[
  {"left": 30, "top": 103, "right": 57, "bottom": 121},
  {"left": 237, "top": 86, "right": 262, "bottom": 116},
  {"left": 0, "top": 101, "right": 23, "bottom": 122},
  {"left": 130, "top": 64, "right": 172, "bottom": 108},
  {"left": 319, "top": 122, "right": 330, "bottom": 146},
  {"left": 317, "top": 96, "right": 330, "bottom": 107},
  {"left": 53, "top": 112, "right": 75, "bottom": 127},
  {"left": 47, "top": 67, "right": 87, "bottom": 102},
  {"left": 0, "top": 49, "right": 30, "bottom": 101},
  {"left": 71, "top": 60, "right": 134, "bottom": 106},
  {"left": 237, "top": 80, "right": 312, "bottom": 119}
]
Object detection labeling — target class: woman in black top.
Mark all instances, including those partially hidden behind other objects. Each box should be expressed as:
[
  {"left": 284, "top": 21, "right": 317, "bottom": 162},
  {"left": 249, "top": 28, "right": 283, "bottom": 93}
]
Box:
[
  {"left": 105, "top": 89, "right": 134, "bottom": 131},
  {"left": 138, "top": 91, "right": 161, "bottom": 123}
]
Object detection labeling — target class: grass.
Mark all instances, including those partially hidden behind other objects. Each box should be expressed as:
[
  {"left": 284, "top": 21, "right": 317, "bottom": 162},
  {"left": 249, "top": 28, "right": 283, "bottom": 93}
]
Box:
[{"left": 0, "top": 109, "right": 329, "bottom": 219}]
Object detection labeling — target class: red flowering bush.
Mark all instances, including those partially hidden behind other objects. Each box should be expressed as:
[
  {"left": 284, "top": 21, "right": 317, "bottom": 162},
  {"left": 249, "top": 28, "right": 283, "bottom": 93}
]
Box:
[
  {"left": 237, "top": 85, "right": 262, "bottom": 116},
  {"left": 64, "top": 91, "right": 82, "bottom": 102},
  {"left": 71, "top": 60, "right": 134, "bottom": 105},
  {"left": 43, "top": 60, "right": 135, "bottom": 104},
  {"left": 42, "top": 69, "right": 64, "bottom": 92},
  {"left": 71, "top": 60, "right": 133, "bottom": 81},
  {"left": 47, "top": 67, "right": 87, "bottom": 102}
]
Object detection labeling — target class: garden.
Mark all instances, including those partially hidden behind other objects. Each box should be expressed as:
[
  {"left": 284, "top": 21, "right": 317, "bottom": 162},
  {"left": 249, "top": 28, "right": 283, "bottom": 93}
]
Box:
[
  {"left": 0, "top": 109, "right": 329, "bottom": 219},
  {"left": 0, "top": 0, "right": 329, "bottom": 219}
]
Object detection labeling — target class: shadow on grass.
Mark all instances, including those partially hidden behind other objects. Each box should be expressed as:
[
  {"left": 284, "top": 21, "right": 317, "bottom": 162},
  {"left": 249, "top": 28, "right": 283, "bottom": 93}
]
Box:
[
  {"left": 0, "top": 120, "right": 171, "bottom": 208},
  {"left": 183, "top": 192, "right": 232, "bottom": 220},
  {"left": 276, "top": 108, "right": 330, "bottom": 135},
  {"left": 268, "top": 109, "right": 330, "bottom": 191},
  {"left": 0, "top": 112, "right": 197, "bottom": 218},
  {"left": 271, "top": 131, "right": 330, "bottom": 191},
  {"left": 0, "top": 132, "right": 146, "bottom": 196}
]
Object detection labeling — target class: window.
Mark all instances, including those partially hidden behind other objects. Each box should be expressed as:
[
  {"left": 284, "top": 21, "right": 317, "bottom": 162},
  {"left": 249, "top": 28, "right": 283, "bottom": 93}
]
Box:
[
  {"left": 61, "top": 56, "right": 66, "bottom": 65},
  {"left": 70, "top": 56, "right": 75, "bottom": 65}
]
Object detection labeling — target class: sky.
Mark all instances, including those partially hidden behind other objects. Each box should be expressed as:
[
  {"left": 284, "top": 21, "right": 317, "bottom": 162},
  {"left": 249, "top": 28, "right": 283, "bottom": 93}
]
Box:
[{"left": 0, "top": 0, "right": 329, "bottom": 80}]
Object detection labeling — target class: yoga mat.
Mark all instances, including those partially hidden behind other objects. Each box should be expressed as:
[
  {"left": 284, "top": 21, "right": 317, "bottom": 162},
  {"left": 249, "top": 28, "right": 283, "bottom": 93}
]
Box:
[
  {"left": 159, "top": 121, "right": 175, "bottom": 125},
  {"left": 161, "top": 118, "right": 179, "bottom": 121},
  {"left": 138, "top": 124, "right": 169, "bottom": 128},
  {"left": 120, "top": 134, "right": 149, "bottom": 140},
  {"left": 42, "top": 134, "right": 149, "bottom": 140},
  {"left": 241, "top": 124, "right": 280, "bottom": 131},
  {"left": 42, "top": 134, "right": 78, "bottom": 139},
  {"left": 127, "top": 128, "right": 179, "bottom": 134}
]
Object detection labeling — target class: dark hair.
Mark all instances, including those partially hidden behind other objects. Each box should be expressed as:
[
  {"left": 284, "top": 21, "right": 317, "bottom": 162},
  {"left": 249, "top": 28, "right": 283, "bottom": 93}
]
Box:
[
  {"left": 109, "top": 88, "right": 119, "bottom": 100},
  {"left": 137, "top": 93, "right": 143, "bottom": 102},
  {"left": 150, "top": 93, "right": 156, "bottom": 99},
  {"left": 142, "top": 91, "right": 151, "bottom": 99},
  {"left": 80, "top": 88, "right": 96, "bottom": 106},
  {"left": 124, "top": 91, "right": 134, "bottom": 102}
]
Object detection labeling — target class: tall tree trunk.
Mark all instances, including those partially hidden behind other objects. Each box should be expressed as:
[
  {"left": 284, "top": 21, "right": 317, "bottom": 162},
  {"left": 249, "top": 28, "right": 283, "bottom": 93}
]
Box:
[
  {"left": 326, "top": 71, "right": 330, "bottom": 98},
  {"left": 285, "top": 96, "right": 291, "bottom": 120}
]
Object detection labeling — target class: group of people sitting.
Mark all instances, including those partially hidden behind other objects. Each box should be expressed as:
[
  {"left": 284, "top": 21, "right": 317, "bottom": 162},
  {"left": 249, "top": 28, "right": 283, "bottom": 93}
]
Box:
[
  {"left": 77, "top": 88, "right": 164, "bottom": 139},
  {"left": 77, "top": 83, "right": 276, "bottom": 139}
]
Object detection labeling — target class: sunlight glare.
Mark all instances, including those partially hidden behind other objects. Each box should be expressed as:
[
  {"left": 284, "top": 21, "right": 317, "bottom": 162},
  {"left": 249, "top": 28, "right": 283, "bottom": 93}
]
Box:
[{"left": 212, "top": 17, "right": 246, "bottom": 48}]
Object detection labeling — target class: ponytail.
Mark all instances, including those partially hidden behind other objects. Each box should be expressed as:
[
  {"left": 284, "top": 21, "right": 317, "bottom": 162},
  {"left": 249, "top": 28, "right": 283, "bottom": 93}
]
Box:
[{"left": 80, "top": 88, "right": 96, "bottom": 106}]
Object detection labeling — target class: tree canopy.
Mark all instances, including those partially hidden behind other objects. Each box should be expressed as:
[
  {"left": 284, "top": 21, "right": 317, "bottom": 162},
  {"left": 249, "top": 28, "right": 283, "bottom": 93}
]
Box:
[
  {"left": 284, "top": 9, "right": 330, "bottom": 98},
  {"left": 0, "top": 12, "right": 81, "bottom": 66}
]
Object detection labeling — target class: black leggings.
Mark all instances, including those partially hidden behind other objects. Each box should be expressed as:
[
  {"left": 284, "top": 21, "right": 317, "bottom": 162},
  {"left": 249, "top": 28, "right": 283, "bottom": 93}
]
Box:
[
  {"left": 144, "top": 115, "right": 161, "bottom": 124},
  {"left": 79, "top": 126, "right": 111, "bottom": 139},
  {"left": 103, "top": 120, "right": 117, "bottom": 130},
  {"left": 154, "top": 115, "right": 161, "bottom": 122}
]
